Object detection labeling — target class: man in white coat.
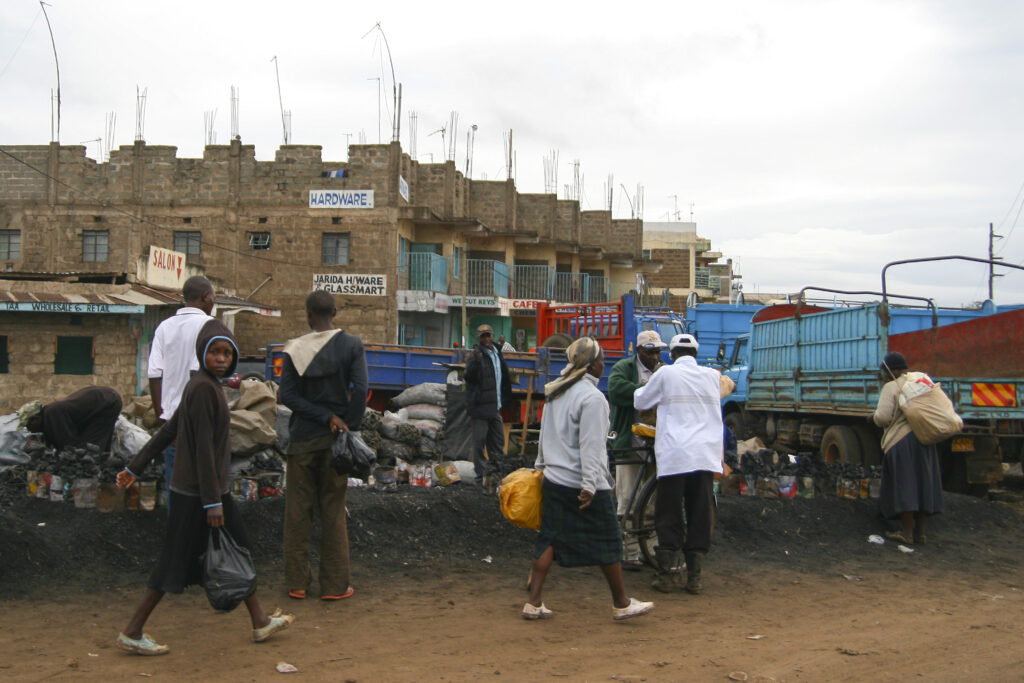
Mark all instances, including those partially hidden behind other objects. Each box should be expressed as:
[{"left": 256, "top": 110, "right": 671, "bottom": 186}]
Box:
[{"left": 633, "top": 333, "right": 723, "bottom": 594}]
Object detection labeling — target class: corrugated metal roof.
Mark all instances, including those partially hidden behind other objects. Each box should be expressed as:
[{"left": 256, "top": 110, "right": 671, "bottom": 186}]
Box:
[{"left": 0, "top": 283, "right": 180, "bottom": 307}]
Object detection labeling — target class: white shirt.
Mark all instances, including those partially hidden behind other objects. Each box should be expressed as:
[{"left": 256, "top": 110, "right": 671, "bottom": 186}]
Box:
[
  {"left": 534, "top": 374, "right": 614, "bottom": 493},
  {"left": 633, "top": 355, "right": 724, "bottom": 477},
  {"left": 148, "top": 307, "right": 214, "bottom": 420}
]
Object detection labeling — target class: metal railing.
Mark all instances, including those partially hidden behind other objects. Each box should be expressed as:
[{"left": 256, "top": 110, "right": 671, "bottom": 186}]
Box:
[
  {"left": 511, "top": 264, "right": 554, "bottom": 299},
  {"left": 398, "top": 252, "right": 449, "bottom": 292},
  {"left": 464, "top": 258, "right": 510, "bottom": 297}
]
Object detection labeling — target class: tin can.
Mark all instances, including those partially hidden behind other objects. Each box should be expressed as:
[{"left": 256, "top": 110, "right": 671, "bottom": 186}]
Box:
[
  {"left": 96, "top": 482, "right": 126, "bottom": 512},
  {"left": 26, "top": 470, "right": 38, "bottom": 497},
  {"left": 73, "top": 479, "right": 98, "bottom": 508},
  {"left": 125, "top": 482, "right": 141, "bottom": 511},
  {"left": 36, "top": 472, "right": 51, "bottom": 499},
  {"left": 49, "top": 475, "right": 64, "bottom": 502},
  {"left": 138, "top": 481, "right": 157, "bottom": 511}
]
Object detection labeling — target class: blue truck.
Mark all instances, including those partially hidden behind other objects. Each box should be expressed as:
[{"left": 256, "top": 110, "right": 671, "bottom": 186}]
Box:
[
  {"left": 720, "top": 295, "right": 1024, "bottom": 492},
  {"left": 682, "top": 296, "right": 766, "bottom": 367}
]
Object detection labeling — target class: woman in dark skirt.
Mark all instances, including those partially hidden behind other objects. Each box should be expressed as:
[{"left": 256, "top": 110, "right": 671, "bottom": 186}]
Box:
[
  {"left": 114, "top": 320, "right": 293, "bottom": 655},
  {"left": 873, "top": 352, "right": 943, "bottom": 544},
  {"left": 525, "top": 338, "right": 653, "bottom": 621}
]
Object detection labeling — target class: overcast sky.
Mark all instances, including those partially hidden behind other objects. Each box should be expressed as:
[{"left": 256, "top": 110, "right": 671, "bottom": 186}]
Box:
[{"left": 2, "top": 0, "right": 1023, "bottom": 306}]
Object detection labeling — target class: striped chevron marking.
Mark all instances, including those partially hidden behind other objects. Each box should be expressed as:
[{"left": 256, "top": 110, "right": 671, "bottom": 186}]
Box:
[{"left": 971, "top": 383, "right": 1018, "bottom": 407}]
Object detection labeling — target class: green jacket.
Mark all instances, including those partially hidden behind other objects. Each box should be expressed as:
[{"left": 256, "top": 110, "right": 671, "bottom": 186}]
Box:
[{"left": 608, "top": 355, "right": 642, "bottom": 452}]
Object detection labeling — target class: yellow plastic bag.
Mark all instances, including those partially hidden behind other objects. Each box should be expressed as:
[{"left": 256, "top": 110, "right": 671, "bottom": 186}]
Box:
[{"left": 498, "top": 468, "right": 544, "bottom": 530}]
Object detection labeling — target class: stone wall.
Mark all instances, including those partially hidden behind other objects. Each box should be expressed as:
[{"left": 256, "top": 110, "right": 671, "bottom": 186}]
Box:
[
  {"left": 646, "top": 247, "right": 692, "bottom": 290},
  {"left": 0, "top": 313, "right": 137, "bottom": 411}
]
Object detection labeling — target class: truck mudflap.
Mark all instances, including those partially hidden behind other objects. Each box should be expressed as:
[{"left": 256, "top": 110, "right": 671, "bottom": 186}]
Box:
[{"left": 951, "top": 431, "right": 1003, "bottom": 485}]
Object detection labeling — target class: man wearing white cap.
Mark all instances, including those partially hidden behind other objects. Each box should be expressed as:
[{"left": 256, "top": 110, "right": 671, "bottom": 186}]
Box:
[
  {"left": 607, "top": 329, "right": 666, "bottom": 569},
  {"left": 633, "top": 333, "right": 723, "bottom": 594}
]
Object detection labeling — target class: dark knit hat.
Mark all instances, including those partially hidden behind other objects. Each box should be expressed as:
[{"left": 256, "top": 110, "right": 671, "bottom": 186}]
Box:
[{"left": 881, "top": 351, "right": 908, "bottom": 373}]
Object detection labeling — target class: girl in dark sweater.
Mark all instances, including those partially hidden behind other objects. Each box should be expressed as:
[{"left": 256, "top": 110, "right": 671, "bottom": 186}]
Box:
[{"left": 115, "top": 319, "right": 293, "bottom": 655}]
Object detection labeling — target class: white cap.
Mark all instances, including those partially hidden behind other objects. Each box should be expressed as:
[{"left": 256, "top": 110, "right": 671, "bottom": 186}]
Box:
[
  {"left": 669, "top": 333, "right": 699, "bottom": 351},
  {"left": 636, "top": 330, "right": 667, "bottom": 349}
]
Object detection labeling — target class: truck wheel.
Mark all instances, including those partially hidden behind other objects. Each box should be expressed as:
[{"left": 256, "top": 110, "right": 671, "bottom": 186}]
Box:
[
  {"left": 852, "top": 425, "right": 883, "bottom": 467},
  {"left": 820, "top": 425, "right": 861, "bottom": 465},
  {"left": 724, "top": 411, "right": 748, "bottom": 440},
  {"left": 540, "top": 333, "right": 574, "bottom": 349},
  {"left": 240, "top": 372, "right": 266, "bottom": 383}
]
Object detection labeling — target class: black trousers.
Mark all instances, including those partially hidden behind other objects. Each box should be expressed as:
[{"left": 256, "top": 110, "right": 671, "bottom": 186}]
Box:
[
  {"left": 654, "top": 470, "right": 715, "bottom": 554},
  {"left": 470, "top": 414, "right": 505, "bottom": 481}
]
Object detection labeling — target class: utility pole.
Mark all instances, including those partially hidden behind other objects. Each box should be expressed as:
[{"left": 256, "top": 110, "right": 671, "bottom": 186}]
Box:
[
  {"left": 460, "top": 247, "right": 468, "bottom": 347},
  {"left": 989, "top": 222, "right": 1004, "bottom": 300}
]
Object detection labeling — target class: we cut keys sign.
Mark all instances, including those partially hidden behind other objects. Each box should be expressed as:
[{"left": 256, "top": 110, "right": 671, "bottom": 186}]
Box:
[{"left": 145, "top": 245, "right": 186, "bottom": 290}]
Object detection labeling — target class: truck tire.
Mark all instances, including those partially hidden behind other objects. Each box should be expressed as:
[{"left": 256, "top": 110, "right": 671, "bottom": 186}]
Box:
[
  {"left": 540, "top": 333, "right": 574, "bottom": 349},
  {"left": 820, "top": 425, "right": 861, "bottom": 465},
  {"left": 852, "top": 425, "right": 883, "bottom": 467},
  {"left": 724, "top": 410, "right": 748, "bottom": 440}
]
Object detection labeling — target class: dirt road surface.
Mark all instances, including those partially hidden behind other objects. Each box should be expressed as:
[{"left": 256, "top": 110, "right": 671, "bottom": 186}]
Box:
[{"left": 2, "top": 485, "right": 1022, "bottom": 681}]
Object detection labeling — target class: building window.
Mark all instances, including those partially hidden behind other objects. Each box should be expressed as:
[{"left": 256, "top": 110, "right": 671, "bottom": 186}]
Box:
[
  {"left": 82, "top": 230, "right": 109, "bottom": 262},
  {"left": 55, "top": 336, "right": 93, "bottom": 375},
  {"left": 248, "top": 232, "right": 271, "bottom": 250},
  {"left": 642, "top": 249, "right": 651, "bottom": 260},
  {"left": 174, "top": 231, "right": 202, "bottom": 255},
  {"left": 322, "top": 233, "right": 350, "bottom": 265},
  {"left": 0, "top": 336, "right": 8, "bottom": 374},
  {"left": 0, "top": 230, "right": 21, "bottom": 260}
]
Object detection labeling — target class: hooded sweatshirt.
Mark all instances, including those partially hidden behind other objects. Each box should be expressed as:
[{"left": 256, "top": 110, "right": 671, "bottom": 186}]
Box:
[{"left": 127, "top": 319, "right": 238, "bottom": 507}]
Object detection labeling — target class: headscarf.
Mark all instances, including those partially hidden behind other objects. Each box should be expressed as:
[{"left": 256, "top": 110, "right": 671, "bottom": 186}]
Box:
[
  {"left": 17, "top": 400, "right": 43, "bottom": 431},
  {"left": 544, "top": 337, "right": 603, "bottom": 401},
  {"left": 881, "top": 351, "right": 909, "bottom": 380}
]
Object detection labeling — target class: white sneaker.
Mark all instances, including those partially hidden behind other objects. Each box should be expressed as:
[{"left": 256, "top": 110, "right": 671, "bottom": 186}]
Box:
[
  {"left": 612, "top": 597, "right": 654, "bottom": 621},
  {"left": 521, "top": 602, "right": 554, "bottom": 620}
]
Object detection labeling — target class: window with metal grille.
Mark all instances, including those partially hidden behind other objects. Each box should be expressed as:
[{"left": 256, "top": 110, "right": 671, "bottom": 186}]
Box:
[
  {"left": 55, "top": 336, "right": 93, "bottom": 374},
  {"left": 322, "top": 233, "right": 350, "bottom": 265},
  {"left": 0, "top": 336, "right": 8, "bottom": 374},
  {"left": 0, "top": 230, "right": 21, "bottom": 260},
  {"left": 174, "top": 231, "right": 202, "bottom": 255},
  {"left": 82, "top": 230, "right": 109, "bottom": 262},
  {"left": 248, "top": 232, "right": 271, "bottom": 250}
]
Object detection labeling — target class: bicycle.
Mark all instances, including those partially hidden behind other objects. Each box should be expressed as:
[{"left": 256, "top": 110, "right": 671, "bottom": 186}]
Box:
[
  {"left": 607, "top": 425, "right": 662, "bottom": 568},
  {"left": 608, "top": 424, "right": 718, "bottom": 570}
]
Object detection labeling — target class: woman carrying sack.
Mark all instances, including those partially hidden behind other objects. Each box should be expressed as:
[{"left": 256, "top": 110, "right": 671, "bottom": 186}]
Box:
[{"left": 873, "top": 352, "right": 943, "bottom": 545}]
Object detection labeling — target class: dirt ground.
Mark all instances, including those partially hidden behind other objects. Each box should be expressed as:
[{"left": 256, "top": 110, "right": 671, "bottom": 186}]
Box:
[{"left": 1, "top": 482, "right": 1023, "bottom": 681}]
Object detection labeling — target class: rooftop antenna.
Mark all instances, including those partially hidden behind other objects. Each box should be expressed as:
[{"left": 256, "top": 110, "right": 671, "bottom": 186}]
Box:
[
  {"left": 427, "top": 124, "right": 445, "bottom": 161},
  {"left": 343, "top": 133, "right": 353, "bottom": 157},
  {"left": 620, "top": 184, "right": 635, "bottom": 218},
  {"left": 543, "top": 150, "right": 559, "bottom": 194},
  {"left": 358, "top": 129, "right": 367, "bottom": 144},
  {"left": 39, "top": 1, "right": 60, "bottom": 142},
  {"left": 134, "top": 86, "right": 147, "bottom": 142},
  {"left": 79, "top": 138, "right": 100, "bottom": 160},
  {"left": 367, "top": 77, "right": 381, "bottom": 142},
  {"left": 361, "top": 22, "right": 399, "bottom": 142},
  {"left": 447, "top": 111, "right": 458, "bottom": 162},
  {"left": 204, "top": 109, "right": 217, "bottom": 145},
  {"left": 230, "top": 86, "right": 240, "bottom": 139},
  {"left": 503, "top": 129, "right": 514, "bottom": 180},
  {"left": 409, "top": 110, "right": 418, "bottom": 160},
  {"left": 636, "top": 183, "right": 645, "bottom": 220},
  {"left": 465, "top": 123, "right": 477, "bottom": 177},
  {"left": 604, "top": 174, "right": 614, "bottom": 211},
  {"left": 689, "top": 202, "right": 695, "bottom": 222},
  {"left": 669, "top": 195, "right": 680, "bottom": 221},
  {"left": 103, "top": 112, "right": 115, "bottom": 161},
  {"left": 271, "top": 56, "right": 290, "bottom": 145}
]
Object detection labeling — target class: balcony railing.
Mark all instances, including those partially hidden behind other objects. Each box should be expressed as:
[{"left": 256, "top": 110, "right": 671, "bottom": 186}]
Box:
[
  {"left": 511, "top": 264, "right": 554, "bottom": 299},
  {"left": 464, "top": 258, "right": 510, "bottom": 298},
  {"left": 400, "top": 252, "right": 448, "bottom": 293},
  {"left": 398, "top": 255, "right": 608, "bottom": 303},
  {"left": 694, "top": 266, "right": 711, "bottom": 289}
]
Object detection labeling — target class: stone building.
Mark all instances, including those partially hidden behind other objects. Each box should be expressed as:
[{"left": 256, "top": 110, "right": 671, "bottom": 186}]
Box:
[
  {"left": 0, "top": 139, "right": 646, "bottom": 405},
  {"left": 642, "top": 221, "right": 738, "bottom": 307}
]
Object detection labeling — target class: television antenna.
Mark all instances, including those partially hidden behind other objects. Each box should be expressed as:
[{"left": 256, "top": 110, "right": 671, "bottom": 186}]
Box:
[
  {"left": 134, "top": 86, "right": 147, "bottom": 142},
  {"left": 40, "top": 1, "right": 61, "bottom": 142},
  {"left": 271, "top": 56, "right": 290, "bottom": 144}
]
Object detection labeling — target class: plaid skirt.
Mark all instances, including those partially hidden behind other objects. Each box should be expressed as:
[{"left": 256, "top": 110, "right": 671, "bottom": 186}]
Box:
[
  {"left": 534, "top": 478, "right": 623, "bottom": 568},
  {"left": 147, "top": 492, "right": 253, "bottom": 594}
]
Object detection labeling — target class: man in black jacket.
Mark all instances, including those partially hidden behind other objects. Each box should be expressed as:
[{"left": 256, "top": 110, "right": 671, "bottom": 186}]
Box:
[
  {"left": 463, "top": 324, "right": 513, "bottom": 490},
  {"left": 279, "top": 291, "right": 368, "bottom": 601}
]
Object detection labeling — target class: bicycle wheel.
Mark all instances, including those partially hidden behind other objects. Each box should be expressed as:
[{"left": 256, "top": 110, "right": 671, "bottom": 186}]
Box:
[{"left": 631, "top": 476, "right": 665, "bottom": 569}]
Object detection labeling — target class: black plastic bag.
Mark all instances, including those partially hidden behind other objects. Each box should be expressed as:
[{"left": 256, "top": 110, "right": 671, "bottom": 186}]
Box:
[
  {"left": 330, "top": 430, "right": 375, "bottom": 480},
  {"left": 200, "top": 528, "right": 257, "bottom": 613}
]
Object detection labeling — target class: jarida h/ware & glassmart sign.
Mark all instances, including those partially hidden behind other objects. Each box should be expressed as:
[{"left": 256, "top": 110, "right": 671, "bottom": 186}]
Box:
[{"left": 313, "top": 274, "right": 386, "bottom": 296}]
